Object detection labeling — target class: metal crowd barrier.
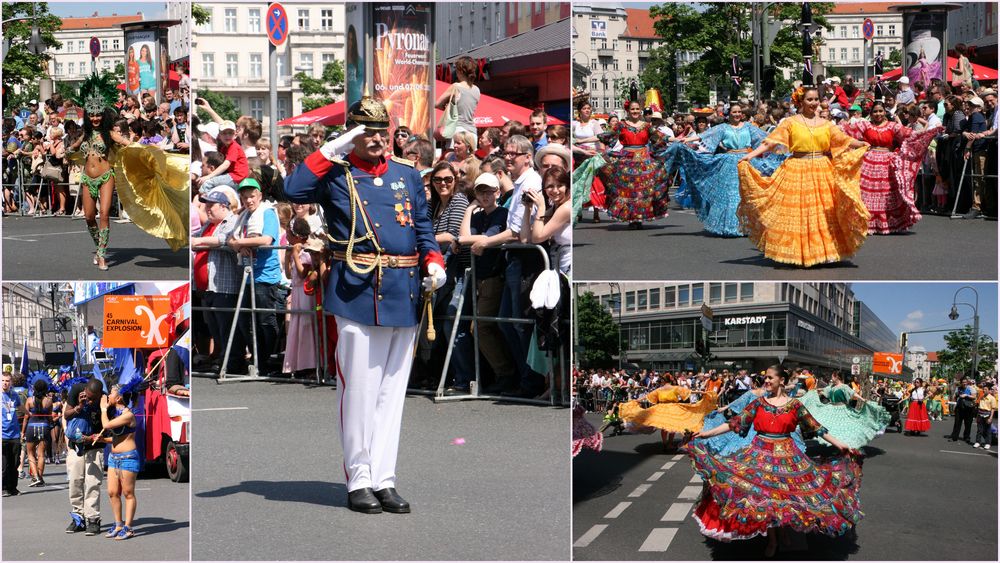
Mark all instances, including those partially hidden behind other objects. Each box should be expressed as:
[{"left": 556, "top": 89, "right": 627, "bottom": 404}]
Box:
[
  {"left": 1, "top": 159, "right": 129, "bottom": 221},
  {"left": 189, "top": 241, "right": 570, "bottom": 408}
]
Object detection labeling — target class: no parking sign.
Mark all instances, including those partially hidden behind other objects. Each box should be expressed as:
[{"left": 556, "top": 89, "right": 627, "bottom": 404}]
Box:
[{"left": 267, "top": 3, "right": 288, "bottom": 47}]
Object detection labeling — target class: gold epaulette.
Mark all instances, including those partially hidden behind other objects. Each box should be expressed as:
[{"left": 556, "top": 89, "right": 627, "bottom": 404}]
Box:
[
  {"left": 390, "top": 155, "right": 415, "bottom": 167},
  {"left": 331, "top": 157, "right": 350, "bottom": 167}
]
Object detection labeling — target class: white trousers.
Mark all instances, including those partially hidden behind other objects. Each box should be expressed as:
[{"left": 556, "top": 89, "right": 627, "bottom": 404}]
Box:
[{"left": 334, "top": 315, "right": 417, "bottom": 493}]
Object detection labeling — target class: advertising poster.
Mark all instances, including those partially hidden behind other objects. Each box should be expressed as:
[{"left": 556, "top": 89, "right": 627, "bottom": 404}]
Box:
[
  {"left": 902, "top": 11, "right": 946, "bottom": 86},
  {"left": 103, "top": 295, "right": 172, "bottom": 348},
  {"left": 125, "top": 30, "right": 158, "bottom": 100},
  {"left": 345, "top": 2, "right": 367, "bottom": 110},
  {"left": 372, "top": 3, "right": 434, "bottom": 137}
]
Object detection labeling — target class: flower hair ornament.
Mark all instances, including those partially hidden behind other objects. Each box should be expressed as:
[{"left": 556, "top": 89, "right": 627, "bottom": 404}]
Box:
[
  {"left": 75, "top": 72, "right": 119, "bottom": 116},
  {"left": 791, "top": 86, "right": 808, "bottom": 107}
]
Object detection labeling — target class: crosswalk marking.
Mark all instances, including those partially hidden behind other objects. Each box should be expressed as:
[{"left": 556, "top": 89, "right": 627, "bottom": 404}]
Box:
[
  {"left": 628, "top": 484, "right": 651, "bottom": 498},
  {"left": 647, "top": 471, "right": 664, "bottom": 482},
  {"left": 660, "top": 461, "right": 676, "bottom": 470},
  {"left": 672, "top": 454, "right": 684, "bottom": 461},
  {"left": 604, "top": 501, "right": 631, "bottom": 519},
  {"left": 638, "top": 528, "right": 678, "bottom": 551},
  {"left": 678, "top": 485, "right": 703, "bottom": 500},
  {"left": 574, "top": 524, "right": 608, "bottom": 547},
  {"left": 661, "top": 502, "right": 693, "bottom": 522},
  {"left": 690, "top": 473, "right": 702, "bottom": 483}
]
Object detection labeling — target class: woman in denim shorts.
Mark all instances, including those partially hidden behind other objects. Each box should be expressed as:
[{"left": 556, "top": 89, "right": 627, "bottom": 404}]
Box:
[{"left": 100, "top": 386, "right": 139, "bottom": 540}]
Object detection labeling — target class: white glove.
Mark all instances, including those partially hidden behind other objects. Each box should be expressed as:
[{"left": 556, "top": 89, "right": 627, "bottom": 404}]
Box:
[
  {"left": 319, "top": 125, "right": 367, "bottom": 160},
  {"left": 421, "top": 262, "right": 447, "bottom": 292}
]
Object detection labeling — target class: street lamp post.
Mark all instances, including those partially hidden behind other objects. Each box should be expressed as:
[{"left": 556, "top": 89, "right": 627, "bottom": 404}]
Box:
[
  {"left": 949, "top": 286, "right": 980, "bottom": 381},
  {"left": 609, "top": 282, "right": 623, "bottom": 371}
]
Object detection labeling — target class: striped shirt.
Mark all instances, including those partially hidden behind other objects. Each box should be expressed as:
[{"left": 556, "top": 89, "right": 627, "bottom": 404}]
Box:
[{"left": 432, "top": 192, "right": 470, "bottom": 270}]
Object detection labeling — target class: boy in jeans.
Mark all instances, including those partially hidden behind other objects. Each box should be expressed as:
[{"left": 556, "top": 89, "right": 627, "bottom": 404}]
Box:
[{"left": 196, "top": 120, "right": 248, "bottom": 193}]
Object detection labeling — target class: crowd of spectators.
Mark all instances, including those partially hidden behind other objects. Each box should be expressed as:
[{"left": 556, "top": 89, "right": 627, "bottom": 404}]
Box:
[
  {"left": 190, "top": 71, "right": 571, "bottom": 401},
  {"left": 3, "top": 70, "right": 191, "bottom": 217}
]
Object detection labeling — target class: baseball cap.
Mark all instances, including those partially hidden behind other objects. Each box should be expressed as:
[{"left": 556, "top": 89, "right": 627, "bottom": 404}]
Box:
[
  {"left": 201, "top": 122, "right": 219, "bottom": 139},
  {"left": 198, "top": 191, "right": 231, "bottom": 205},
  {"left": 969, "top": 96, "right": 985, "bottom": 107},
  {"left": 849, "top": 104, "right": 862, "bottom": 111},
  {"left": 898, "top": 76, "right": 910, "bottom": 85},
  {"left": 219, "top": 120, "right": 237, "bottom": 132},
  {"left": 237, "top": 178, "right": 262, "bottom": 191},
  {"left": 473, "top": 173, "right": 500, "bottom": 191}
]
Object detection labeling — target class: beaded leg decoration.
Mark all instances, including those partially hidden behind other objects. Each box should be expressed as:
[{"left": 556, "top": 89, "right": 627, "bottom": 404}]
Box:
[
  {"left": 87, "top": 224, "right": 100, "bottom": 246},
  {"left": 97, "top": 228, "right": 110, "bottom": 259}
]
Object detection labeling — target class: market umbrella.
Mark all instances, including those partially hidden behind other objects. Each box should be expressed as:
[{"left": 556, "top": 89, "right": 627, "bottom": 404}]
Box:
[
  {"left": 881, "top": 56, "right": 998, "bottom": 82},
  {"left": 276, "top": 80, "right": 566, "bottom": 128}
]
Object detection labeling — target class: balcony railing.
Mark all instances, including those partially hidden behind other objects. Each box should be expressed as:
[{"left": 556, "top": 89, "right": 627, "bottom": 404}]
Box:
[
  {"left": 596, "top": 48, "right": 614, "bottom": 58},
  {"left": 196, "top": 76, "right": 291, "bottom": 88}
]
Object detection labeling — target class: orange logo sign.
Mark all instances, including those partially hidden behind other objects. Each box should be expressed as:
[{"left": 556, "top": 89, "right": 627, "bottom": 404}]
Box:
[
  {"left": 873, "top": 353, "right": 904, "bottom": 375},
  {"left": 103, "top": 295, "right": 172, "bottom": 348}
]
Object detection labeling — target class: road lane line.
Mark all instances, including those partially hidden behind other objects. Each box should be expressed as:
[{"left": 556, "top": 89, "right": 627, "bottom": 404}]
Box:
[
  {"left": 574, "top": 524, "right": 607, "bottom": 547},
  {"left": 677, "top": 485, "right": 702, "bottom": 500},
  {"left": 671, "top": 454, "right": 684, "bottom": 461},
  {"left": 628, "top": 484, "right": 651, "bottom": 498},
  {"left": 604, "top": 501, "right": 631, "bottom": 519},
  {"left": 661, "top": 502, "right": 693, "bottom": 522},
  {"left": 647, "top": 471, "right": 664, "bottom": 482},
  {"left": 690, "top": 474, "right": 702, "bottom": 483},
  {"left": 193, "top": 407, "right": 250, "bottom": 411},
  {"left": 940, "top": 449, "right": 994, "bottom": 457},
  {"left": 660, "top": 461, "right": 676, "bottom": 470},
  {"left": 638, "top": 528, "right": 678, "bottom": 551}
]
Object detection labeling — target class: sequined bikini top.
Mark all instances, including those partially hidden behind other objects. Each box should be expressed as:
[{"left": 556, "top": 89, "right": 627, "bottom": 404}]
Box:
[{"left": 80, "top": 132, "right": 109, "bottom": 158}]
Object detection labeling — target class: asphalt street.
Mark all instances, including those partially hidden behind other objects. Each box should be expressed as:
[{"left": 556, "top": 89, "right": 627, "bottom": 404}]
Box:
[
  {"left": 191, "top": 379, "right": 570, "bottom": 561},
  {"left": 573, "top": 413, "right": 998, "bottom": 560},
  {"left": 573, "top": 202, "right": 998, "bottom": 281},
  {"left": 1, "top": 460, "right": 190, "bottom": 560},
  {"left": 2, "top": 216, "right": 188, "bottom": 281}
]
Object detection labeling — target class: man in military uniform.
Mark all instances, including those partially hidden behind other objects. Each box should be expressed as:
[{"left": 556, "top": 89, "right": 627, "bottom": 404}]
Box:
[{"left": 285, "top": 96, "right": 446, "bottom": 514}]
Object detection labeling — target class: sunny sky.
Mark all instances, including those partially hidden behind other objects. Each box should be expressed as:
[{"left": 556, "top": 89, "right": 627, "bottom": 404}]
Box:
[
  {"left": 850, "top": 283, "right": 998, "bottom": 354},
  {"left": 48, "top": 1, "right": 167, "bottom": 21}
]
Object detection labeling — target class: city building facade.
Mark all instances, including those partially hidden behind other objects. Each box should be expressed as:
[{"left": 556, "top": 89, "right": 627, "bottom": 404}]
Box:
[
  {"left": 192, "top": 2, "right": 345, "bottom": 135},
  {"left": 579, "top": 282, "right": 898, "bottom": 373},
  {"left": 48, "top": 13, "right": 143, "bottom": 83},
  {"left": 1, "top": 284, "right": 73, "bottom": 367},
  {"left": 818, "top": 3, "right": 903, "bottom": 81},
  {"left": 167, "top": 1, "right": 192, "bottom": 64},
  {"left": 948, "top": 2, "right": 997, "bottom": 65}
]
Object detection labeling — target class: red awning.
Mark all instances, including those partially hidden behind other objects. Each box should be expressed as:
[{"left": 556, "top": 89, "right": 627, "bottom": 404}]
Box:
[
  {"left": 881, "top": 56, "right": 998, "bottom": 82},
  {"left": 276, "top": 80, "right": 566, "bottom": 128}
]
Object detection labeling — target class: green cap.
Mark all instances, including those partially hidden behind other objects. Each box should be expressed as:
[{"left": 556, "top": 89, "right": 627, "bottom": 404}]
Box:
[
  {"left": 238, "top": 178, "right": 261, "bottom": 191},
  {"left": 849, "top": 104, "right": 861, "bottom": 111}
]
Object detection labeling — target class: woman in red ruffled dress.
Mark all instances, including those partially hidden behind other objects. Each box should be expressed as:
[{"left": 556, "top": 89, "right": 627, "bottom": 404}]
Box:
[
  {"left": 599, "top": 100, "right": 670, "bottom": 229},
  {"left": 842, "top": 102, "right": 942, "bottom": 234},
  {"left": 903, "top": 378, "right": 931, "bottom": 435},
  {"left": 685, "top": 365, "right": 863, "bottom": 557}
]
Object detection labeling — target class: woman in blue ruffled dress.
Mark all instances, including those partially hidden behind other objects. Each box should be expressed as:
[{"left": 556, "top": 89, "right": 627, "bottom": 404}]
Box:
[
  {"left": 664, "top": 103, "right": 784, "bottom": 236},
  {"left": 695, "top": 384, "right": 805, "bottom": 456}
]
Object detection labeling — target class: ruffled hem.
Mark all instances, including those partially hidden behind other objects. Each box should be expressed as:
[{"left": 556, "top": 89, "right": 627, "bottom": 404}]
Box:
[
  {"left": 798, "top": 391, "right": 890, "bottom": 449},
  {"left": 619, "top": 392, "right": 718, "bottom": 433},
  {"left": 602, "top": 147, "right": 670, "bottom": 222}
]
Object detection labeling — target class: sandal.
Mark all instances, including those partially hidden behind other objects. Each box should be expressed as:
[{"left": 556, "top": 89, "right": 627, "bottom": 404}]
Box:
[
  {"left": 114, "top": 525, "right": 134, "bottom": 540},
  {"left": 105, "top": 522, "right": 123, "bottom": 538}
]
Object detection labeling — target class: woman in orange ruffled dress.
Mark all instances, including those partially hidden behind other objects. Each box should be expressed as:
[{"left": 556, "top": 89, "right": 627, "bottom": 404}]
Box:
[
  {"left": 619, "top": 384, "right": 717, "bottom": 451},
  {"left": 736, "top": 86, "right": 870, "bottom": 267}
]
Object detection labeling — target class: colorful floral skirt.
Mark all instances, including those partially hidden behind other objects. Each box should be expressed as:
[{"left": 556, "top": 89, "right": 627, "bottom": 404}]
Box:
[
  {"left": 601, "top": 146, "right": 670, "bottom": 222},
  {"left": 904, "top": 400, "right": 931, "bottom": 432},
  {"left": 737, "top": 149, "right": 868, "bottom": 267},
  {"left": 572, "top": 405, "right": 603, "bottom": 457},
  {"left": 684, "top": 434, "right": 864, "bottom": 541},
  {"left": 798, "top": 391, "right": 891, "bottom": 449}
]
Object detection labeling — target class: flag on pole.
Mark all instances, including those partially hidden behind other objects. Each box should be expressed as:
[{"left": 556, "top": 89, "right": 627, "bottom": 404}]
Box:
[
  {"left": 19, "top": 339, "right": 29, "bottom": 377},
  {"left": 168, "top": 283, "right": 191, "bottom": 344}
]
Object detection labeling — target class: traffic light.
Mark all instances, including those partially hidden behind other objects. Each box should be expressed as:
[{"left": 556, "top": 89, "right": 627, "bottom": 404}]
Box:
[
  {"left": 900, "top": 332, "right": 908, "bottom": 350},
  {"left": 761, "top": 65, "right": 776, "bottom": 100}
]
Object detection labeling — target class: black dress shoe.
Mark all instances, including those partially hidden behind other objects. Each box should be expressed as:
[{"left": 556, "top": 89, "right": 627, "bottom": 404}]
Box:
[
  {"left": 347, "top": 488, "right": 383, "bottom": 514},
  {"left": 373, "top": 488, "right": 411, "bottom": 513}
]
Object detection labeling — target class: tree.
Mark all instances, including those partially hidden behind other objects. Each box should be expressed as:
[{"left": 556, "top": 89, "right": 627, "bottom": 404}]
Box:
[
  {"left": 192, "top": 4, "right": 211, "bottom": 27},
  {"left": 295, "top": 60, "right": 346, "bottom": 113},
  {"left": 195, "top": 89, "right": 240, "bottom": 123},
  {"left": 643, "top": 3, "right": 835, "bottom": 107},
  {"left": 576, "top": 292, "right": 620, "bottom": 369},
  {"left": 936, "top": 326, "right": 998, "bottom": 381},
  {"left": 883, "top": 48, "right": 902, "bottom": 72},
  {"left": 2, "top": 3, "right": 62, "bottom": 96}
]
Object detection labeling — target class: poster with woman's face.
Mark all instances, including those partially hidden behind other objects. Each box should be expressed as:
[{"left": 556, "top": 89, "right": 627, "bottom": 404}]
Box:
[
  {"left": 903, "top": 12, "right": 945, "bottom": 86},
  {"left": 345, "top": 2, "right": 366, "bottom": 111},
  {"left": 125, "top": 30, "right": 158, "bottom": 100}
]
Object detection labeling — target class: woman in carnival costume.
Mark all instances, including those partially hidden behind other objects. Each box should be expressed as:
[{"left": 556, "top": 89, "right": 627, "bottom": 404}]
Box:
[
  {"left": 570, "top": 94, "right": 606, "bottom": 223},
  {"left": 841, "top": 101, "right": 942, "bottom": 233},
  {"left": 737, "top": 86, "right": 870, "bottom": 267},
  {"left": 619, "top": 384, "right": 717, "bottom": 451},
  {"left": 21, "top": 373, "right": 54, "bottom": 487},
  {"left": 695, "top": 382, "right": 805, "bottom": 457},
  {"left": 596, "top": 100, "right": 670, "bottom": 229},
  {"left": 798, "top": 370, "right": 891, "bottom": 450},
  {"left": 572, "top": 404, "right": 604, "bottom": 457},
  {"left": 685, "top": 365, "right": 864, "bottom": 557},
  {"left": 67, "top": 73, "right": 188, "bottom": 270},
  {"left": 903, "top": 378, "right": 931, "bottom": 436},
  {"left": 99, "top": 377, "right": 143, "bottom": 540},
  {"left": 664, "top": 102, "right": 784, "bottom": 237}
]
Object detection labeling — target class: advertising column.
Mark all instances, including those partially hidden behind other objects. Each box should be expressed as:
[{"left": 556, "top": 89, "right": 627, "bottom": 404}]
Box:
[
  {"left": 899, "top": 8, "right": 949, "bottom": 86},
  {"left": 371, "top": 3, "right": 434, "bottom": 138}
]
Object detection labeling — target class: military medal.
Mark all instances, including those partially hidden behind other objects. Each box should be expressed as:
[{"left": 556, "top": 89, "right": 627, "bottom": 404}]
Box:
[{"left": 374, "top": 177, "right": 384, "bottom": 186}]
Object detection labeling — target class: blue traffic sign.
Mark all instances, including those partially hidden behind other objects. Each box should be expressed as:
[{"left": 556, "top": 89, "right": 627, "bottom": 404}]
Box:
[
  {"left": 18, "top": 109, "right": 31, "bottom": 120},
  {"left": 267, "top": 3, "right": 288, "bottom": 47},
  {"left": 862, "top": 18, "right": 875, "bottom": 41},
  {"left": 89, "top": 36, "right": 100, "bottom": 59}
]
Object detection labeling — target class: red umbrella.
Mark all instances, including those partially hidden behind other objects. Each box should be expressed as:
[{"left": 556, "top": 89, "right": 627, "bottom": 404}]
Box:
[
  {"left": 276, "top": 80, "right": 565, "bottom": 128},
  {"left": 881, "top": 56, "right": 998, "bottom": 82}
]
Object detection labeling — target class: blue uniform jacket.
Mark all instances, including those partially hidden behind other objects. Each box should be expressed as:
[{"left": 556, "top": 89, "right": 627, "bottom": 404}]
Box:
[{"left": 284, "top": 151, "right": 444, "bottom": 327}]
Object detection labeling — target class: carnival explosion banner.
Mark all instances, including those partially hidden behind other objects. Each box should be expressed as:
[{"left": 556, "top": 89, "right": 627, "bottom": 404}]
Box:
[{"left": 372, "top": 3, "right": 434, "bottom": 137}]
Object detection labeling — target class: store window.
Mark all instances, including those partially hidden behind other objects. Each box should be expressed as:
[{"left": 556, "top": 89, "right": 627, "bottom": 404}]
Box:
[
  {"left": 692, "top": 285, "right": 704, "bottom": 305},
  {"left": 637, "top": 290, "right": 647, "bottom": 310},
  {"left": 649, "top": 288, "right": 660, "bottom": 309},
  {"left": 709, "top": 283, "right": 721, "bottom": 304},
  {"left": 724, "top": 283, "right": 738, "bottom": 303},
  {"left": 626, "top": 291, "right": 636, "bottom": 311},
  {"left": 678, "top": 285, "right": 689, "bottom": 307},
  {"left": 740, "top": 283, "right": 753, "bottom": 302},
  {"left": 664, "top": 286, "right": 675, "bottom": 308}
]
